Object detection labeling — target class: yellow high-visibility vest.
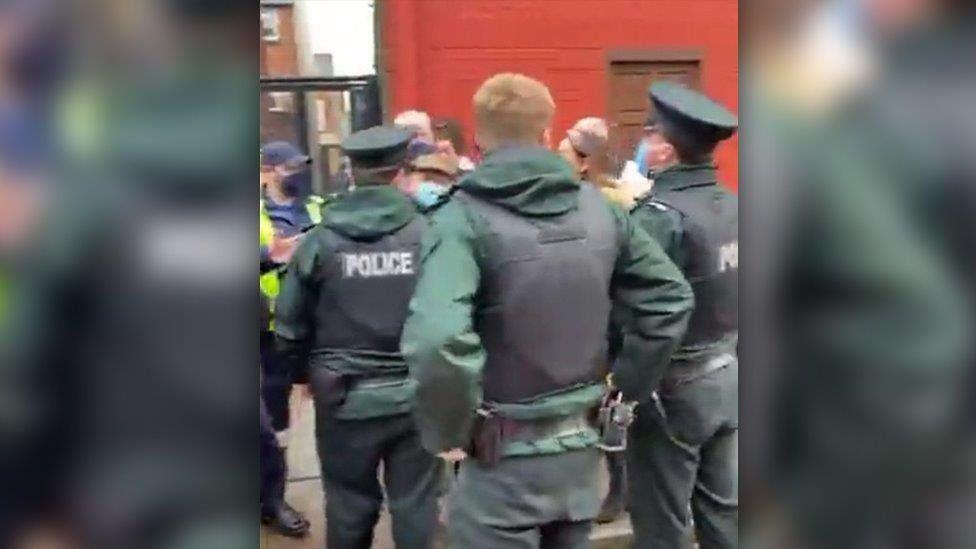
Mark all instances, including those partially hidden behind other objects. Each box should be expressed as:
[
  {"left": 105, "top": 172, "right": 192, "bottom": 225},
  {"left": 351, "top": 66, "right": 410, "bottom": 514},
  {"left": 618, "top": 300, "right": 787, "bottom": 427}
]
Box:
[
  {"left": 259, "top": 195, "right": 325, "bottom": 303},
  {"left": 259, "top": 200, "right": 279, "bottom": 301}
]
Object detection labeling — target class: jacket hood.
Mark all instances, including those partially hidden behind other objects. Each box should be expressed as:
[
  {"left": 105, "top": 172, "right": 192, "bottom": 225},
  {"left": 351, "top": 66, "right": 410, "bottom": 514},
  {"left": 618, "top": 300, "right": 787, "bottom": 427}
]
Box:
[
  {"left": 323, "top": 185, "right": 417, "bottom": 239},
  {"left": 457, "top": 147, "right": 580, "bottom": 216}
]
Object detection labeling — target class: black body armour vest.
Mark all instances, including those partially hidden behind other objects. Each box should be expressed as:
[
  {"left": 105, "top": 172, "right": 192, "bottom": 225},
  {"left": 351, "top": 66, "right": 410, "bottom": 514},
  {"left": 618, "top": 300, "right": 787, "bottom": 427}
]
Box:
[
  {"left": 455, "top": 185, "right": 620, "bottom": 404},
  {"left": 312, "top": 215, "right": 427, "bottom": 355},
  {"left": 653, "top": 184, "right": 738, "bottom": 346}
]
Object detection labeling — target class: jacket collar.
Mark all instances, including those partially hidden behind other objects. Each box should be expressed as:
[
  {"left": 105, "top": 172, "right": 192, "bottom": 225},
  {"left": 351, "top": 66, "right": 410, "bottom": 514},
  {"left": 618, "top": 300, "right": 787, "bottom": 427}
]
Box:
[
  {"left": 323, "top": 185, "right": 416, "bottom": 239},
  {"left": 652, "top": 163, "right": 718, "bottom": 192}
]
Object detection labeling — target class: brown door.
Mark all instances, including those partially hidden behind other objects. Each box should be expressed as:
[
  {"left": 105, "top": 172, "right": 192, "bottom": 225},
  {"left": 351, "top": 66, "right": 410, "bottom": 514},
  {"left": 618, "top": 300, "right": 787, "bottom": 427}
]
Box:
[{"left": 607, "top": 59, "right": 701, "bottom": 171}]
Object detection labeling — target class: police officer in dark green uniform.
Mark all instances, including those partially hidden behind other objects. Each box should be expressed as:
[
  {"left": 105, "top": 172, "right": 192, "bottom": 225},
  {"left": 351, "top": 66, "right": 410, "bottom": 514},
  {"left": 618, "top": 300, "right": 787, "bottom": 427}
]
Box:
[
  {"left": 275, "top": 126, "right": 442, "bottom": 549},
  {"left": 401, "top": 73, "right": 694, "bottom": 548},
  {"left": 628, "top": 82, "right": 739, "bottom": 549}
]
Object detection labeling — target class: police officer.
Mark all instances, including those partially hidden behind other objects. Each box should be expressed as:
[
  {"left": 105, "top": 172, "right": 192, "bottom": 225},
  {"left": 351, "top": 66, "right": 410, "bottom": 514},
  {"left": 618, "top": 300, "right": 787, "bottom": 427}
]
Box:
[
  {"left": 258, "top": 141, "right": 322, "bottom": 537},
  {"left": 628, "top": 81, "right": 739, "bottom": 549},
  {"left": 275, "top": 126, "right": 441, "bottom": 549},
  {"left": 259, "top": 141, "right": 325, "bottom": 439},
  {"left": 260, "top": 141, "right": 325, "bottom": 237},
  {"left": 401, "top": 73, "right": 693, "bottom": 548},
  {"left": 259, "top": 245, "right": 308, "bottom": 537}
]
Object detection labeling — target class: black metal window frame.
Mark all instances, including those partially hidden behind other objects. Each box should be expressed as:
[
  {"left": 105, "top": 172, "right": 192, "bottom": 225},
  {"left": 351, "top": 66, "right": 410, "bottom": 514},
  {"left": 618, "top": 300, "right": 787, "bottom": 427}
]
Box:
[{"left": 260, "top": 75, "right": 382, "bottom": 153}]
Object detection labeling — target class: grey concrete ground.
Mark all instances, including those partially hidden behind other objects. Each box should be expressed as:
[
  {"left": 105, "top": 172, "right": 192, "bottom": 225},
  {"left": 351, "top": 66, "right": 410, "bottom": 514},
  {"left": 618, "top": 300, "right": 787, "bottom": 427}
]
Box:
[{"left": 262, "top": 391, "right": 634, "bottom": 549}]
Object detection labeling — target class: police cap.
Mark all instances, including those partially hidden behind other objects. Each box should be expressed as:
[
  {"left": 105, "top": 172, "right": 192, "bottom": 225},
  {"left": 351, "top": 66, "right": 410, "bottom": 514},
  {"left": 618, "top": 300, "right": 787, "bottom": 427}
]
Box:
[
  {"left": 648, "top": 81, "right": 738, "bottom": 154},
  {"left": 341, "top": 126, "right": 413, "bottom": 170}
]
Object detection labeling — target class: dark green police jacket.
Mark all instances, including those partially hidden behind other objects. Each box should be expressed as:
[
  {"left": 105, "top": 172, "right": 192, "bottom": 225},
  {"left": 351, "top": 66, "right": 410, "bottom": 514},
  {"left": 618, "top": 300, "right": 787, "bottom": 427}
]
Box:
[
  {"left": 401, "top": 147, "right": 693, "bottom": 456},
  {"left": 275, "top": 185, "right": 423, "bottom": 420},
  {"left": 631, "top": 163, "right": 719, "bottom": 265},
  {"left": 630, "top": 163, "right": 738, "bottom": 361}
]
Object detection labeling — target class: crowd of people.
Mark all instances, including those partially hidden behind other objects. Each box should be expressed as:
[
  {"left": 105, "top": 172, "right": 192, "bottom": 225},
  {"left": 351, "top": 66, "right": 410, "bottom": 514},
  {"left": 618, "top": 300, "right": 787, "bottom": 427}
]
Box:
[{"left": 258, "top": 72, "right": 738, "bottom": 549}]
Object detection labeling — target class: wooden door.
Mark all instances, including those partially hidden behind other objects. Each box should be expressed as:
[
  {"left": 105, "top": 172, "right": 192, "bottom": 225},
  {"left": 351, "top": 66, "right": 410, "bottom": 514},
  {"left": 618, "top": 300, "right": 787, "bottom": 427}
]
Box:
[{"left": 607, "top": 58, "right": 701, "bottom": 171}]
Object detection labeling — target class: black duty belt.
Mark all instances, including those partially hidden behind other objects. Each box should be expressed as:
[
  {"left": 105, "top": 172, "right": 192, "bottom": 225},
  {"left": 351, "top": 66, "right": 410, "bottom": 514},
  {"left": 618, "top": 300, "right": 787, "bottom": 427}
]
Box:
[
  {"left": 492, "top": 412, "right": 595, "bottom": 444},
  {"left": 663, "top": 352, "right": 735, "bottom": 387},
  {"left": 469, "top": 409, "right": 596, "bottom": 467}
]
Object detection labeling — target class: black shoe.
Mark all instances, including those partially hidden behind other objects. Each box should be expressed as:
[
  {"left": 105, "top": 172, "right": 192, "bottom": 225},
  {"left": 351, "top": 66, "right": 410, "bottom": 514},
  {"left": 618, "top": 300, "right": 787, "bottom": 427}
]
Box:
[
  {"left": 596, "top": 493, "right": 625, "bottom": 524},
  {"left": 261, "top": 503, "right": 310, "bottom": 538}
]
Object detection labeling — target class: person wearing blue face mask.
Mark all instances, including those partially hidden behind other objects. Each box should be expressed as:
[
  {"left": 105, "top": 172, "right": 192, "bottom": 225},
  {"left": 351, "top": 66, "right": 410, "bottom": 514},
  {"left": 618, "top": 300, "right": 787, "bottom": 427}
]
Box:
[
  {"left": 258, "top": 141, "right": 327, "bottom": 538},
  {"left": 260, "top": 141, "right": 326, "bottom": 238},
  {"left": 633, "top": 114, "right": 658, "bottom": 178},
  {"left": 405, "top": 150, "right": 460, "bottom": 210}
]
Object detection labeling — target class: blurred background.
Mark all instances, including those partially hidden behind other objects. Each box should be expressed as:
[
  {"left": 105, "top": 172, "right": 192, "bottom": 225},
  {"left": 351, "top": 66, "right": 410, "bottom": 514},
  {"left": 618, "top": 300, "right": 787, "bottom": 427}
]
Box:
[
  {"left": 739, "top": 0, "right": 976, "bottom": 548},
  {"left": 0, "top": 0, "right": 974, "bottom": 548},
  {"left": 1, "top": 0, "right": 257, "bottom": 547}
]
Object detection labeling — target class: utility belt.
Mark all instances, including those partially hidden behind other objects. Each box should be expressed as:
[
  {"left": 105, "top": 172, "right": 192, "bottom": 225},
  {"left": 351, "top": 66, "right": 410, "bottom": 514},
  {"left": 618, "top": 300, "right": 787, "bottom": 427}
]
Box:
[
  {"left": 467, "top": 408, "right": 596, "bottom": 468},
  {"left": 468, "top": 385, "right": 636, "bottom": 467},
  {"left": 662, "top": 351, "right": 736, "bottom": 388},
  {"left": 307, "top": 349, "right": 408, "bottom": 412}
]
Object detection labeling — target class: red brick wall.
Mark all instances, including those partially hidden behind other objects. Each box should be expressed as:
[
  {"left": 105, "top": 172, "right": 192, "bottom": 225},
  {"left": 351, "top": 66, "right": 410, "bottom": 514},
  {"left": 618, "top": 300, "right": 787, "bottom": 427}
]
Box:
[
  {"left": 380, "top": 0, "right": 738, "bottom": 187},
  {"left": 261, "top": 5, "right": 300, "bottom": 146},
  {"left": 261, "top": 5, "right": 299, "bottom": 76}
]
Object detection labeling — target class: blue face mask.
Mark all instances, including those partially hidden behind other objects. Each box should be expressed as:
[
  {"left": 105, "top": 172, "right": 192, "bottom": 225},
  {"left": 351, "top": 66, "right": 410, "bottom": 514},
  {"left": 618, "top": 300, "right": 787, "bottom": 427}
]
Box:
[
  {"left": 415, "top": 182, "right": 447, "bottom": 208},
  {"left": 282, "top": 169, "right": 310, "bottom": 198},
  {"left": 633, "top": 140, "right": 650, "bottom": 177}
]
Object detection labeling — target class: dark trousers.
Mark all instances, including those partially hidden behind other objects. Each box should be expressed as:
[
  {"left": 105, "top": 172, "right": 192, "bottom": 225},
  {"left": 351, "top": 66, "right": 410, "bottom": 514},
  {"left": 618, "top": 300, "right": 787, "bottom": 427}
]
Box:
[
  {"left": 316, "top": 413, "right": 441, "bottom": 549},
  {"left": 259, "top": 399, "right": 286, "bottom": 514},
  {"left": 605, "top": 451, "right": 626, "bottom": 501},
  {"left": 450, "top": 449, "right": 600, "bottom": 549},
  {"left": 260, "top": 330, "right": 291, "bottom": 434},
  {"left": 627, "top": 361, "right": 738, "bottom": 549}
]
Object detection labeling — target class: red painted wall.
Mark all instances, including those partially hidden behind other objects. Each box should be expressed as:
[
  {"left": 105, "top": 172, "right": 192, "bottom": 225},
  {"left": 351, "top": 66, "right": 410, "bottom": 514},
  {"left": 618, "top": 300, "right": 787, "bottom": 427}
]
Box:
[{"left": 381, "top": 0, "right": 738, "bottom": 187}]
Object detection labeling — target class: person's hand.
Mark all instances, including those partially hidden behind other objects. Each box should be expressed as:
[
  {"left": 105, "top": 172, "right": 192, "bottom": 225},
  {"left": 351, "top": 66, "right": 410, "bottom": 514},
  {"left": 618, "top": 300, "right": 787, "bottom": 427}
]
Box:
[
  {"left": 618, "top": 160, "right": 653, "bottom": 202},
  {"left": 268, "top": 234, "right": 299, "bottom": 264},
  {"left": 437, "top": 448, "right": 468, "bottom": 463}
]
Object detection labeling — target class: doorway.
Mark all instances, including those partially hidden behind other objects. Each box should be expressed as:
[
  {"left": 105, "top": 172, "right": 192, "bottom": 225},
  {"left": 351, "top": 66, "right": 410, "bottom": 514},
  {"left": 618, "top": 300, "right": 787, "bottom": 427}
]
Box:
[{"left": 606, "top": 51, "right": 702, "bottom": 170}]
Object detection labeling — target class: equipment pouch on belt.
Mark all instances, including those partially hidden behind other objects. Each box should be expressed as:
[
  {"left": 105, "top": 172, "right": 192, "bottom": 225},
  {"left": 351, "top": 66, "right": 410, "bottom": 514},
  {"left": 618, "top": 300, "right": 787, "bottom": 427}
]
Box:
[
  {"left": 597, "top": 390, "right": 635, "bottom": 452},
  {"left": 309, "top": 367, "right": 350, "bottom": 413},
  {"left": 470, "top": 407, "right": 502, "bottom": 468}
]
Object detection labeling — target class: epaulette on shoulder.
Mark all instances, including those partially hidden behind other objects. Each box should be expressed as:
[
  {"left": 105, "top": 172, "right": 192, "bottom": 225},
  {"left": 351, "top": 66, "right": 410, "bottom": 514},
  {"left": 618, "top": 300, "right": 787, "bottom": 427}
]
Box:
[{"left": 635, "top": 195, "right": 670, "bottom": 212}]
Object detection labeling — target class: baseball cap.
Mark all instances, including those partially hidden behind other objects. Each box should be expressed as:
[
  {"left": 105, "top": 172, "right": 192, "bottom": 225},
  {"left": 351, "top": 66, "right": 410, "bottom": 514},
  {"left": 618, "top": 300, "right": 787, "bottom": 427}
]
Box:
[
  {"left": 406, "top": 139, "right": 438, "bottom": 161},
  {"left": 566, "top": 117, "right": 609, "bottom": 157},
  {"left": 260, "top": 141, "right": 310, "bottom": 168},
  {"left": 410, "top": 152, "right": 460, "bottom": 177}
]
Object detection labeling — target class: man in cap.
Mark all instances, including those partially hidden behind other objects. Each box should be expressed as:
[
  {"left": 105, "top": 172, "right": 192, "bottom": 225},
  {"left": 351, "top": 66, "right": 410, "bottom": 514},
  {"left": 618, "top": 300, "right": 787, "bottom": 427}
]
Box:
[
  {"left": 406, "top": 149, "right": 459, "bottom": 209},
  {"left": 274, "top": 126, "right": 441, "bottom": 549},
  {"left": 557, "top": 118, "right": 634, "bottom": 522},
  {"left": 260, "top": 141, "right": 325, "bottom": 237},
  {"left": 258, "top": 141, "right": 326, "bottom": 537},
  {"left": 627, "top": 81, "right": 739, "bottom": 549},
  {"left": 397, "top": 139, "right": 438, "bottom": 199},
  {"left": 401, "top": 72, "right": 693, "bottom": 548},
  {"left": 558, "top": 116, "right": 637, "bottom": 211}
]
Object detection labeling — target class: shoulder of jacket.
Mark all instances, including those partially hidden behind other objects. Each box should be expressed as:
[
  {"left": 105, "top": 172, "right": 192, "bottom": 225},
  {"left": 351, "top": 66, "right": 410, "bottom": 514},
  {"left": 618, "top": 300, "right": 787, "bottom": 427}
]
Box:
[
  {"left": 418, "top": 191, "right": 452, "bottom": 214},
  {"left": 648, "top": 200, "right": 671, "bottom": 212},
  {"left": 635, "top": 194, "right": 672, "bottom": 213}
]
